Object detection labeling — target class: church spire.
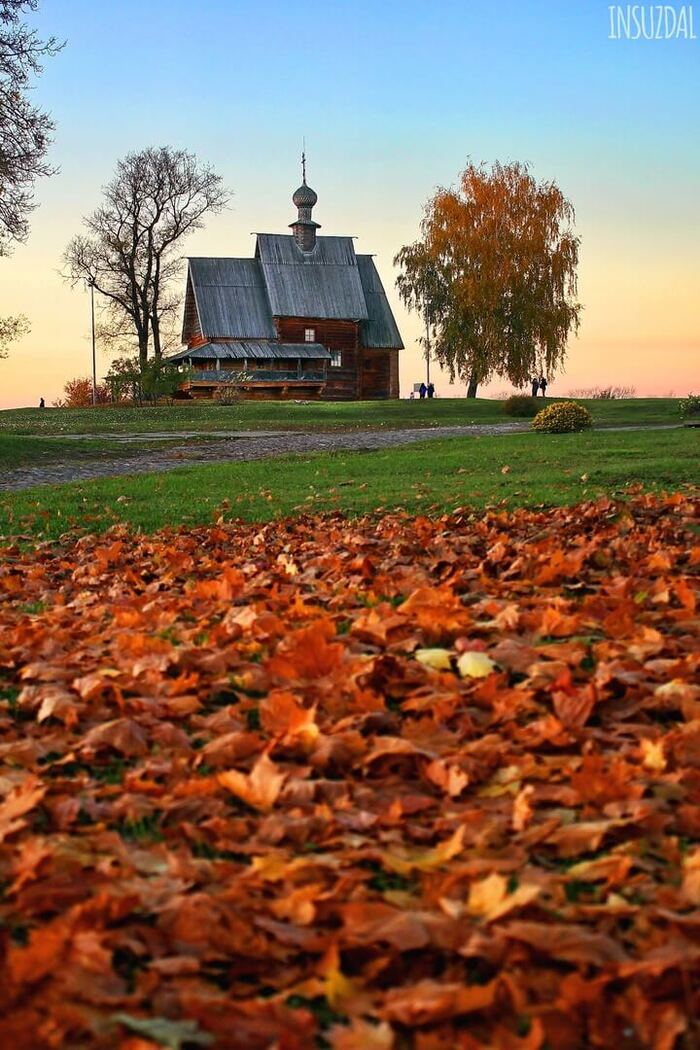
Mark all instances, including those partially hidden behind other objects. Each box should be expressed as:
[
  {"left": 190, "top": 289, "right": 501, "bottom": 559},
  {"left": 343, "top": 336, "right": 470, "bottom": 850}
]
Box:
[{"left": 290, "top": 148, "right": 320, "bottom": 252}]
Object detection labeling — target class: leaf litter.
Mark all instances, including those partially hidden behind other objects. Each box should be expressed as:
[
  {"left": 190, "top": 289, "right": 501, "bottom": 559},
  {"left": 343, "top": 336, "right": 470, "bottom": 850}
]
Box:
[{"left": 0, "top": 492, "right": 698, "bottom": 1048}]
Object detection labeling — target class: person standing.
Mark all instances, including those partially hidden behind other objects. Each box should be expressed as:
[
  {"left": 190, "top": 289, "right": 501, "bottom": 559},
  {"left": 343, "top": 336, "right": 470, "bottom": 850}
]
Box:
[
  {"left": 419, "top": 382, "right": 427, "bottom": 399},
  {"left": 427, "top": 382, "right": 435, "bottom": 399},
  {"left": 539, "top": 376, "right": 548, "bottom": 397},
  {"left": 531, "top": 377, "right": 539, "bottom": 397},
  {"left": 39, "top": 397, "right": 45, "bottom": 409}
]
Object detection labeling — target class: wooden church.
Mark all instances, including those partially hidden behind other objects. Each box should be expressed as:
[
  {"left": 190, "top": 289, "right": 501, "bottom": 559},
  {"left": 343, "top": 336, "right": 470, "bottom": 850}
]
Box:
[{"left": 169, "top": 166, "right": 403, "bottom": 400}]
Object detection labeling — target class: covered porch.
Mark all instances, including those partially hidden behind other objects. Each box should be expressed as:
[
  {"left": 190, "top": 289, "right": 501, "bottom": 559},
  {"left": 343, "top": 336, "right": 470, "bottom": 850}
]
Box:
[{"left": 166, "top": 341, "right": 331, "bottom": 400}]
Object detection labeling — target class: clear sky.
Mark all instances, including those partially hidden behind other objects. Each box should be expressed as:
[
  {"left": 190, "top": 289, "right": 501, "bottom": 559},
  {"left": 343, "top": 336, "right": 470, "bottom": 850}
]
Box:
[{"left": 1, "top": 0, "right": 698, "bottom": 407}]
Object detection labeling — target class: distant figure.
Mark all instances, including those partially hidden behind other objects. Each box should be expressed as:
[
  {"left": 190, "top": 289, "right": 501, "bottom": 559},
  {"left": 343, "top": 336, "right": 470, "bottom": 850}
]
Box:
[
  {"left": 539, "top": 376, "right": 548, "bottom": 397},
  {"left": 531, "top": 377, "right": 539, "bottom": 397},
  {"left": 39, "top": 397, "right": 45, "bottom": 409},
  {"left": 409, "top": 391, "right": 415, "bottom": 400},
  {"left": 427, "top": 382, "right": 435, "bottom": 399},
  {"left": 419, "top": 382, "right": 427, "bottom": 399}
]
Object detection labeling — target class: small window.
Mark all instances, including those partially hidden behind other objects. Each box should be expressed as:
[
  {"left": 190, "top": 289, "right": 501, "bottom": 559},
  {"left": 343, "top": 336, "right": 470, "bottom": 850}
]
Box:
[
  {"left": 330, "top": 350, "right": 342, "bottom": 368},
  {"left": 305, "top": 328, "right": 316, "bottom": 342}
]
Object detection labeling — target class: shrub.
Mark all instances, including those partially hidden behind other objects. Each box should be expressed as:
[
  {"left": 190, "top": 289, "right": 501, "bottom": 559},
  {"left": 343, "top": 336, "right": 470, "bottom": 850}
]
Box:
[
  {"left": 53, "top": 377, "right": 111, "bottom": 408},
  {"left": 532, "top": 400, "right": 593, "bottom": 433},
  {"left": 679, "top": 394, "right": 700, "bottom": 420},
  {"left": 502, "top": 395, "right": 541, "bottom": 418},
  {"left": 567, "top": 385, "right": 636, "bottom": 400},
  {"left": 213, "top": 383, "right": 243, "bottom": 406}
]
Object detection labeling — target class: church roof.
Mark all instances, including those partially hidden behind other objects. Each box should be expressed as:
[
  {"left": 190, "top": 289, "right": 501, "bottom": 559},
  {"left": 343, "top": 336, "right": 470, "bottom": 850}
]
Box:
[
  {"left": 187, "top": 258, "right": 276, "bottom": 340},
  {"left": 256, "top": 234, "right": 368, "bottom": 321},
  {"left": 183, "top": 235, "right": 403, "bottom": 349},
  {"left": 356, "top": 254, "right": 404, "bottom": 350}
]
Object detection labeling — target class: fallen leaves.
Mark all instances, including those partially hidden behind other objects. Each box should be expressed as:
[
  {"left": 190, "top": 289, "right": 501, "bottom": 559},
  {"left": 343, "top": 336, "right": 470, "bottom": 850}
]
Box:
[
  {"left": 0, "top": 492, "right": 698, "bottom": 1048},
  {"left": 457, "top": 649, "right": 496, "bottom": 678},
  {"left": 217, "top": 752, "right": 287, "bottom": 811}
]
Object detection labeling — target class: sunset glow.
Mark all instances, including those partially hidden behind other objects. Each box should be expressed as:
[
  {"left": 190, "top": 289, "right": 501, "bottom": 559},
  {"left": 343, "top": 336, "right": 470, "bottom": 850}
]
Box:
[{"left": 1, "top": 0, "right": 697, "bottom": 406}]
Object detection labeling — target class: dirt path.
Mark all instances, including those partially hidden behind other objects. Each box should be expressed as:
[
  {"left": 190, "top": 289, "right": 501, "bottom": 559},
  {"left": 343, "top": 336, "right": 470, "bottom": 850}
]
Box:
[
  {"left": 0, "top": 422, "right": 682, "bottom": 492},
  {"left": 1, "top": 423, "right": 528, "bottom": 491}
]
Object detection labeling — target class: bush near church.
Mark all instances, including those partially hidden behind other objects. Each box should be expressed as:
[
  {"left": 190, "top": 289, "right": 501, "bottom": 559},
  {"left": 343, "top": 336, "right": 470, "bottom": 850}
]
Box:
[
  {"left": 532, "top": 400, "right": 592, "bottom": 433},
  {"left": 502, "top": 394, "right": 541, "bottom": 418},
  {"left": 679, "top": 394, "right": 700, "bottom": 420}
]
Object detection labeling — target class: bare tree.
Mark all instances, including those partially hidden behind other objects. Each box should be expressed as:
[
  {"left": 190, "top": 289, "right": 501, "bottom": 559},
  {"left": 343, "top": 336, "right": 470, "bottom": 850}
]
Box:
[
  {"left": 1, "top": 1, "right": 60, "bottom": 361},
  {"left": 63, "top": 147, "right": 230, "bottom": 366},
  {"left": 0, "top": 0, "right": 61, "bottom": 254},
  {"left": 0, "top": 313, "right": 29, "bottom": 358}
]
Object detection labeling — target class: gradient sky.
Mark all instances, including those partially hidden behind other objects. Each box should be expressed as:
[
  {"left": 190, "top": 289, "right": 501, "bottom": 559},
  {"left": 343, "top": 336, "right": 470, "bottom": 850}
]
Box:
[{"left": 1, "top": 0, "right": 698, "bottom": 407}]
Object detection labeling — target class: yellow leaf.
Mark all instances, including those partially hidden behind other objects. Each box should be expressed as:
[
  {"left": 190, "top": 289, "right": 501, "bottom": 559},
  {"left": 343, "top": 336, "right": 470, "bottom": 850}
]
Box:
[
  {"left": 468, "top": 873, "right": 507, "bottom": 915},
  {"left": 415, "top": 648, "right": 452, "bottom": 671},
  {"left": 682, "top": 849, "right": 700, "bottom": 905},
  {"left": 457, "top": 651, "right": 496, "bottom": 678},
  {"left": 468, "top": 872, "right": 540, "bottom": 922},
  {"left": 272, "top": 883, "right": 321, "bottom": 925},
  {"left": 319, "top": 944, "right": 357, "bottom": 1007},
  {"left": 641, "top": 737, "right": 666, "bottom": 772},
  {"left": 382, "top": 824, "right": 465, "bottom": 876}
]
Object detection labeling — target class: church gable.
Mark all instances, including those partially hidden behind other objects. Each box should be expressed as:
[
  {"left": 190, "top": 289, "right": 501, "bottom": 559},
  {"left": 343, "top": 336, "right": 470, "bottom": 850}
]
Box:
[{"left": 175, "top": 165, "right": 403, "bottom": 400}]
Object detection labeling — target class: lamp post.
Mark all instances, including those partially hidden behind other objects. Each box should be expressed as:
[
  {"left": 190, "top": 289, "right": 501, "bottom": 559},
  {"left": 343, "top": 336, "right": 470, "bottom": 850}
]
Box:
[
  {"left": 89, "top": 278, "right": 97, "bottom": 405},
  {"left": 425, "top": 316, "right": 431, "bottom": 387}
]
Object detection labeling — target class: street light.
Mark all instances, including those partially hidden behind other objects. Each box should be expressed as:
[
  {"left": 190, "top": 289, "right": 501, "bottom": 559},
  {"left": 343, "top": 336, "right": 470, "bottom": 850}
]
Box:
[
  {"left": 425, "top": 318, "right": 431, "bottom": 388},
  {"left": 88, "top": 278, "right": 96, "bottom": 405}
]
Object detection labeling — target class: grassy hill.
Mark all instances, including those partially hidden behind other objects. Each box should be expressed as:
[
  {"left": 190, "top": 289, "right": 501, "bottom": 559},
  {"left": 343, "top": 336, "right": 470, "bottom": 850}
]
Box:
[{"left": 0, "top": 397, "right": 683, "bottom": 436}]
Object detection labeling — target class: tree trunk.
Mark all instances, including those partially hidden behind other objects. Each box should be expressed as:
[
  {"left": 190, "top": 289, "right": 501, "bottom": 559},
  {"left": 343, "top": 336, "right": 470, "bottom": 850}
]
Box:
[
  {"left": 466, "top": 375, "right": 478, "bottom": 398},
  {"left": 152, "top": 313, "right": 162, "bottom": 359},
  {"left": 138, "top": 331, "right": 148, "bottom": 369}
]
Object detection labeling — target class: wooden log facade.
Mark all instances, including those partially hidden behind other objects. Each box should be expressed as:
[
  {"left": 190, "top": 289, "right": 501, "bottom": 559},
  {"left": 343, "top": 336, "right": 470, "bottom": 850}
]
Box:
[{"left": 168, "top": 175, "right": 403, "bottom": 401}]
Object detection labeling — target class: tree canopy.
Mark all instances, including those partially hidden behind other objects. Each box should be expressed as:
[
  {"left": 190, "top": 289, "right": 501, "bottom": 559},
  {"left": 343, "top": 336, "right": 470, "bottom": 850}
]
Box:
[
  {"left": 63, "top": 147, "right": 229, "bottom": 365},
  {"left": 0, "top": 0, "right": 60, "bottom": 254},
  {"left": 395, "top": 161, "right": 581, "bottom": 397}
]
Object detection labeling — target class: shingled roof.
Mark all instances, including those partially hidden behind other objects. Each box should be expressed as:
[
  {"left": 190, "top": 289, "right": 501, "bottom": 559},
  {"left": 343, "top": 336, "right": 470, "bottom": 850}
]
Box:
[
  {"left": 183, "top": 234, "right": 403, "bottom": 350},
  {"left": 186, "top": 258, "right": 275, "bottom": 340},
  {"left": 256, "top": 234, "right": 368, "bottom": 321}
]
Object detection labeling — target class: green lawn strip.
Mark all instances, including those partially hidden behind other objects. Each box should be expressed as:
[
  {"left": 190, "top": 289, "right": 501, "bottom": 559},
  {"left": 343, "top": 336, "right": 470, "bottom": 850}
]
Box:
[
  {"left": 0, "top": 434, "right": 211, "bottom": 470},
  {"left": 0, "top": 397, "right": 684, "bottom": 436},
  {"left": 1, "top": 428, "right": 696, "bottom": 543}
]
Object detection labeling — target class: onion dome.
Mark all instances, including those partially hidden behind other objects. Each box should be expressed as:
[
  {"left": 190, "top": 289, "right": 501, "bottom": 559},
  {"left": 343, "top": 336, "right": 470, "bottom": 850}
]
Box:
[{"left": 292, "top": 181, "right": 318, "bottom": 209}]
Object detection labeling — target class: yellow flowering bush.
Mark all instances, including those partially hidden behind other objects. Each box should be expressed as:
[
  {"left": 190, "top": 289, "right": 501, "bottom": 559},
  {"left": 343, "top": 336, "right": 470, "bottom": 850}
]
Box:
[{"left": 532, "top": 400, "right": 593, "bottom": 433}]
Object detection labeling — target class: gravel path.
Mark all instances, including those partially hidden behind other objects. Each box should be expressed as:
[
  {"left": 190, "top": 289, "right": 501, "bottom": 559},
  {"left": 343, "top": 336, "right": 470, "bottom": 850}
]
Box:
[
  {"left": 1, "top": 423, "right": 528, "bottom": 491},
  {"left": 0, "top": 422, "right": 682, "bottom": 492}
]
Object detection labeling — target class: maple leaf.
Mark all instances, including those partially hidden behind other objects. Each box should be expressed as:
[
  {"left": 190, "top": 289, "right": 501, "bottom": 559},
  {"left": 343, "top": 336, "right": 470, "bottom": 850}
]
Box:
[
  {"left": 383, "top": 979, "right": 498, "bottom": 1025},
  {"left": 218, "top": 752, "right": 287, "bottom": 811},
  {"left": 260, "top": 690, "right": 319, "bottom": 744},
  {"left": 80, "top": 718, "right": 149, "bottom": 757},
  {"left": 423, "top": 758, "right": 470, "bottom": 797},
  {"left": 467, "top": 872, "right": 540, "bottom": 922},
  {"left": 381, "top": 824, "right": 465, "bottom": 875},
  {"left": 0, "top": 777, "right": 46, "bottom": 844}
]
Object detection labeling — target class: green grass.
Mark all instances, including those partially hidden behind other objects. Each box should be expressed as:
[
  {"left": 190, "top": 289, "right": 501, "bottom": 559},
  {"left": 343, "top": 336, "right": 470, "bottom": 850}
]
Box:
[
  {"left": 1, "top": 428, "right": 696, "bottom": 543},
  {"left": 0, "top": 397, "right": 683, "bottom": 436},
  {"left": 0, "top": 433, "right": 198, "bottom": 470}
]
